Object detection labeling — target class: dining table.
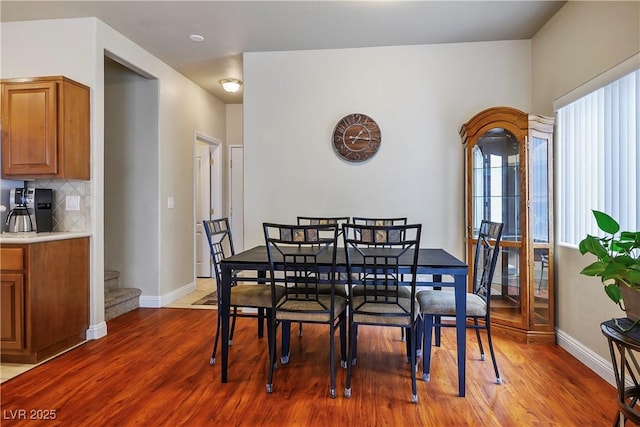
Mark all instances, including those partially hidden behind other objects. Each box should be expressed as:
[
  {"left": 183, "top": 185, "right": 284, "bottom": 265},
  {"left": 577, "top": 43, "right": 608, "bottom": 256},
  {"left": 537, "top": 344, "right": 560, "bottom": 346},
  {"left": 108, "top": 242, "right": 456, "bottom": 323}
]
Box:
[{"left": 218, "top": 245, "right": 470, "bottom": 397}]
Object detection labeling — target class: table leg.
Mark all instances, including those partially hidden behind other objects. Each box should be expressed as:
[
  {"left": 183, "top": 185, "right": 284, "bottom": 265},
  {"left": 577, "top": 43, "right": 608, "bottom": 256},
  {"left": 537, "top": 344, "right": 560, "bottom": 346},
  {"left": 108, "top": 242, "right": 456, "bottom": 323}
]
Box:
[
  {"left": 257, "top": 270, "right": 267, "bottom": 339},
  {"left": 221, "top": 265, "right": 232, "bottom": 383},
  {"left": 433, "top": 274, "right": 442, "bottom": 347},
  {"left": 455, "top": 273, "right": 466, "bottom": 397}
]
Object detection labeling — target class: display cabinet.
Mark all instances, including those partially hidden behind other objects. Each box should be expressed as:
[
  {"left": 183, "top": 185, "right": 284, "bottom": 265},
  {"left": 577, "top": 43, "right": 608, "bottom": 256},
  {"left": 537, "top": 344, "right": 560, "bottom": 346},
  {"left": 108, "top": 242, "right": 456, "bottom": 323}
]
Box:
[{"left": 460, "top": 106, "right": 555, "bottom": 344}]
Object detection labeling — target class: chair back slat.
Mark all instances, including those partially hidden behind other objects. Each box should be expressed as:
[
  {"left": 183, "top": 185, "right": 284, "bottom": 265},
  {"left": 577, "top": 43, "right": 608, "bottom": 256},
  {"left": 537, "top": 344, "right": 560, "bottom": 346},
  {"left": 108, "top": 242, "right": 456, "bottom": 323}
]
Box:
[
  {"left": 473, "top": 220, "right": 504, "bottom": 303},
  {"left": 264, "top": 223, "right": 339, "bottom": 312},
  {"left": 352, "top": 217, "right": 407, "bottom": 248},
  {"left": 297, "top": 216, "right": 350, "bottom": 226},
  {"left": 202, "top": 218, "right": 235, "bottom": 286},
  {"left": 352, "top": 217, "right": 407, "bottom": 226}
]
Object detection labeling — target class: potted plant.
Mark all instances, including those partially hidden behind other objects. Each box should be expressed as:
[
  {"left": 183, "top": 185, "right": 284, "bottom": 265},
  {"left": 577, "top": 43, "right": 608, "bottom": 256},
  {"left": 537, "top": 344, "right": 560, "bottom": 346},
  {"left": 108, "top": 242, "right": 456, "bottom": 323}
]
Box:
[{"left": 579, "top": 210, "right": 640, "bottom": 324}]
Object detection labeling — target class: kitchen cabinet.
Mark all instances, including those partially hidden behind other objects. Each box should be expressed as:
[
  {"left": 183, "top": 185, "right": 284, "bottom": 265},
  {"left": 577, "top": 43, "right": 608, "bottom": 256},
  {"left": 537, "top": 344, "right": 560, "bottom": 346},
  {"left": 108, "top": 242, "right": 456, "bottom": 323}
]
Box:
[
  {"left": 0, "top": 238, "right": 89, "bottom": 363},
  {"left": 1, "top": 76, "right": 90, "bottom": 180},
  {"left": 461, "top": 106, "right": 555, "bottom": 344}
]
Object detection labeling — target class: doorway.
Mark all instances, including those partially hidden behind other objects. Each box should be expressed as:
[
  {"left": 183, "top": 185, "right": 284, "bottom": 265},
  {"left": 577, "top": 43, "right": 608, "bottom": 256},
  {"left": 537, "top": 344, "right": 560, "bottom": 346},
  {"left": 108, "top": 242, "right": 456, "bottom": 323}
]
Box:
[{"left": 195, "top": 133, "right": 222, "bottom": 278}]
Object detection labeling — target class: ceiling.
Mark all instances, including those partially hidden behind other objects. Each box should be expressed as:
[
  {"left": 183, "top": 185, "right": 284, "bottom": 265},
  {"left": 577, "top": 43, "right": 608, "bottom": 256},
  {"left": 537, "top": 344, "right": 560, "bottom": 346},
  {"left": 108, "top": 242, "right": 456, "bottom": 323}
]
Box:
[{"left": 1, "top": 1, "right": 566, "bottom": 104}]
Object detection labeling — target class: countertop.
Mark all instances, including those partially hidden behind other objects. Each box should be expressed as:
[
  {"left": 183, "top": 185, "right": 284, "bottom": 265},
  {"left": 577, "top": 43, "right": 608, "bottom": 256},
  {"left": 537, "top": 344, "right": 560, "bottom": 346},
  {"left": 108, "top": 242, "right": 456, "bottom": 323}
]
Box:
[{"left": 0, "top": 231, "right": 91, "bottom": 244}]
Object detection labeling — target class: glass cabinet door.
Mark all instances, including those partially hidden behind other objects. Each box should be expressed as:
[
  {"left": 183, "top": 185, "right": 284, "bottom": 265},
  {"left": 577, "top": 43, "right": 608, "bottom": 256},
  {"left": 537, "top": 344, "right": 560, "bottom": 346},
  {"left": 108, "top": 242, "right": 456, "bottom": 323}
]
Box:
[
  {"left": 529, "top": 130, "right": 554, "bottom": 330},
  {"left": 471, "top": 129, "right": 525, "bottom": 329}
]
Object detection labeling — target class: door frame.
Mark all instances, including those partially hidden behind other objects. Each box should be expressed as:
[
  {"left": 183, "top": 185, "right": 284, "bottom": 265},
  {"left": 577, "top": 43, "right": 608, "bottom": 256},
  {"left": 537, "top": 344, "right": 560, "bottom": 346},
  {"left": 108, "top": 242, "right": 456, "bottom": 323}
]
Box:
[
  {"left": 229, "top": 145, "right": 244, "bottom": 253},
  {"left": 194, "top": 131, "right": 222, "bottom": 278}
]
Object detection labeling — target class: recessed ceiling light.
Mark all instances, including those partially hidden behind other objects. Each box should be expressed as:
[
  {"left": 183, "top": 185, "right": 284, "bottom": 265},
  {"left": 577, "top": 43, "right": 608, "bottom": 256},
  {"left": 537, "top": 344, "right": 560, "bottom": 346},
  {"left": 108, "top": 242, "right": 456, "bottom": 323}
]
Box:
[{"left": 189, "top": 34, "right": 204, "bottom": 42}]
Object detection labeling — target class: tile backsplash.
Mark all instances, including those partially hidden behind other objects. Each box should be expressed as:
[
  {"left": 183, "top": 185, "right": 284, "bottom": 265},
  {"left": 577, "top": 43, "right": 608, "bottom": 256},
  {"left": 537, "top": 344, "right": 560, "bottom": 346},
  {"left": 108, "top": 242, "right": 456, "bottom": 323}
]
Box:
[{"left": 32, "top": 180, "right": 91, "bottom": 232}]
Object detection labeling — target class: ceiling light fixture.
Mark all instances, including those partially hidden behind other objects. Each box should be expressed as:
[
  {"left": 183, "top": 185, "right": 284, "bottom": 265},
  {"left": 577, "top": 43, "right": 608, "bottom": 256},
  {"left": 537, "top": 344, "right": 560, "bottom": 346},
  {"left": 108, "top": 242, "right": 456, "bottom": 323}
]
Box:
[
  {"left": 189, "top": 34, "right": 204, "bottom": 42},
  {"left": 220, "top": 78, "right": 243, "bottom": 93}
]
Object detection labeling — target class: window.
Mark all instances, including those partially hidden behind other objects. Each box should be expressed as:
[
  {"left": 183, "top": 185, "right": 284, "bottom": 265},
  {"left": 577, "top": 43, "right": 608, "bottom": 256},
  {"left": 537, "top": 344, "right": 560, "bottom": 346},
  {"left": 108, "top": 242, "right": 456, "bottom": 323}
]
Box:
[{"left": 557, "top": 68, "right": 639, "bottom": 246}]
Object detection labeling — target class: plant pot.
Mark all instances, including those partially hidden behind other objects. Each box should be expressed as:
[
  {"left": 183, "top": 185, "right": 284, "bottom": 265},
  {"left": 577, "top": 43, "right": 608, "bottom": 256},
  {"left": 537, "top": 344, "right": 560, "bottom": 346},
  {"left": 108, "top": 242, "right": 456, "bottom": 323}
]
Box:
[{"left": 620, "top": 284, "right": 640, "bottom": 322}]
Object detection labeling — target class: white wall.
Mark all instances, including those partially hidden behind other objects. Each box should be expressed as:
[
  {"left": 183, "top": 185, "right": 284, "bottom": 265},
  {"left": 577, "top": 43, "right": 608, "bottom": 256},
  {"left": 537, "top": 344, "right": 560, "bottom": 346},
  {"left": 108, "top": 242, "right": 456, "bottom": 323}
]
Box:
[
  {"left": 531, "top": 1, "right": 640, "bottom": 365},
  {"left": 2, "top": 18, "right": 226, "bottom": 336},
  {"left": 104, "top": 59, "right": 159, "bottom": 297},
  {"left": 225, "top": 104, "right": 243, "bottom": 215},
  {"left": 243, "top": 41, "right": 532, "bottom": 253}
]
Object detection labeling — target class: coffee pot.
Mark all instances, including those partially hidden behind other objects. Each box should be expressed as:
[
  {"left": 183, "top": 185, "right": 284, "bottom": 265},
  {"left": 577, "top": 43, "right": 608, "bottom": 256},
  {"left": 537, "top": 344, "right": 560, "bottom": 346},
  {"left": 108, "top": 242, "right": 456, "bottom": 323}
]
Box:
[{"left": 6, "top": 205, "right": 33, "bottom": 232}]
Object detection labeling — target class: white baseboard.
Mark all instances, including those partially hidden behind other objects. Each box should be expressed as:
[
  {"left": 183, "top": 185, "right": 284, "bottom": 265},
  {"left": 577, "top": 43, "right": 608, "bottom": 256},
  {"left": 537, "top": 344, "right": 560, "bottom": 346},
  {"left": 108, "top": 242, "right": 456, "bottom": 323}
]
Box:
[
  {"left": 86, "top": 321, "right": 108, "bottom": 340},
  {"left": 556, "top": 328, "right": 616, "bottom": 387},
  {"left": 139, "top": 281, "right": 197, "bottom": 308}
]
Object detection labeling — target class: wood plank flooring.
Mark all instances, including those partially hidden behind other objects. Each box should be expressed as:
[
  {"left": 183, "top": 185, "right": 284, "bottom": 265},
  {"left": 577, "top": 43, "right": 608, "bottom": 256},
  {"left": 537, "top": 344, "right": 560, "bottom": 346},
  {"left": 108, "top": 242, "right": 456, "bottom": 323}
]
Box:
[{"left": 0, "top": 308, "right": 618, "bottom": 426}]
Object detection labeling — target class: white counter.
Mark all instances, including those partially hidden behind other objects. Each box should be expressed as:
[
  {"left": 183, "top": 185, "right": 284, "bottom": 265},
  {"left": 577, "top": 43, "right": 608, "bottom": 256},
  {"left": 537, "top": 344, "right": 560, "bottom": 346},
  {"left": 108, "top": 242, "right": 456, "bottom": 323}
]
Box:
[{"left": 0, "top": 231, "right": 91, "bottom": 244}]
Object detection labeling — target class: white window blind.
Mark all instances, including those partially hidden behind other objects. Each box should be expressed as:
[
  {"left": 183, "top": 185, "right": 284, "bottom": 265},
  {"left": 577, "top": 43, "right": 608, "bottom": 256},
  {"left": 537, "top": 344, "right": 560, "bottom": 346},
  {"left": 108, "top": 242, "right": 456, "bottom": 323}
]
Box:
[{"left": 557, "top": 68, "right": 639, "bottom": 246}]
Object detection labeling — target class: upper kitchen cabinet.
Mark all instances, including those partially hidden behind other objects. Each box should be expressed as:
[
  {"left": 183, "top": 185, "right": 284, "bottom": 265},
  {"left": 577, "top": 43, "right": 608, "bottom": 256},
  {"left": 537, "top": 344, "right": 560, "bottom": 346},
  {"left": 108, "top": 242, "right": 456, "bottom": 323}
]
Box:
[
  {"left": 1, "top": 76, "right": 90, "bottom": 180},
  {"left": 461, "top": 106, "right": 555, "bottom": 344}
]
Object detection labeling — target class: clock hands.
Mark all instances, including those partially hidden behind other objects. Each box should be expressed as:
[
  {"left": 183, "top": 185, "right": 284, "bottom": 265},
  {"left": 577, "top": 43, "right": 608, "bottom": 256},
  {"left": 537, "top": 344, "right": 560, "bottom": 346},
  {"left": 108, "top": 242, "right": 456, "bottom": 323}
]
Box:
[
  {"left": 349, "top": 136, "right": 373, "bottom": 142},
  {"left": 349, "top": 128, "right": 365, "bottom": 144}
]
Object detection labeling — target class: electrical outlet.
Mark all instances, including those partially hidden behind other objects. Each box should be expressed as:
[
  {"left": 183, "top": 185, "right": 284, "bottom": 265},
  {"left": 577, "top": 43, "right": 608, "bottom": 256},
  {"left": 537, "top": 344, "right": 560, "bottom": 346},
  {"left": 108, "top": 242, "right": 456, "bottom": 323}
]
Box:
[{"left": 65, "top": 195, "right": 80, "bottom": 211}]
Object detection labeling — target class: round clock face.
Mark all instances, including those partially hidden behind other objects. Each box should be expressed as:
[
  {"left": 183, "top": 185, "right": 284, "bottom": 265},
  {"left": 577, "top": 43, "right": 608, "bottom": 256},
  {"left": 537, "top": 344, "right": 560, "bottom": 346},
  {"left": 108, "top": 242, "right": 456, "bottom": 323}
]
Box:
[{"left": 332, "top": 113, "right": 381, "bottom": 162}]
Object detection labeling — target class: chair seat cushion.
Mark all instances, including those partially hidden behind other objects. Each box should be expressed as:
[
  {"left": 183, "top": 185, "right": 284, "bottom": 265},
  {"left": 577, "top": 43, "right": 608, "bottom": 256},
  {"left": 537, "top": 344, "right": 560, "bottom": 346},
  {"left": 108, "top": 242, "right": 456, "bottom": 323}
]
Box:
[
  {"left": 351, "top": 285, "right": 411, "bottom": 298},
  {"left": 351, "top": 296, "right": 418, "bottom": 326},
  {"left": 417, "top": 290, "right": 487, "bottom": 317},
  {"left": 276, "top": 295, "right": 347, "bottom": 323},
  {"left": 230, "top": 284, "right": 284, "bottom": 308},
  {"left": 317, "top": 284, "right": 348, "bottom": 298}
]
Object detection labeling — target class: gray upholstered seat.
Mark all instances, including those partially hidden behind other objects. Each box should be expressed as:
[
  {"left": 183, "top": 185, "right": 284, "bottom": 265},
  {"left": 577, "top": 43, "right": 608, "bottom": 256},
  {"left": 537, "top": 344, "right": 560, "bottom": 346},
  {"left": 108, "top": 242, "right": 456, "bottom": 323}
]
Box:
[
  {"left": 318, "top": 283, "right": 348, "bottom": 298},
  {"left": 350, "top": 296, "right": 419, "bottom": 326},
  {"left": 351, "top": 285, "right": 412, "bottom": 298},
  {"left": 276, "top": 295, "right": 347, "bottom": 323},
  {"left": 230, "top": 284, "right": 285, "bottom": 308},
  {"left": 416, "top": 290, "right": 487, "bottom": 317}
]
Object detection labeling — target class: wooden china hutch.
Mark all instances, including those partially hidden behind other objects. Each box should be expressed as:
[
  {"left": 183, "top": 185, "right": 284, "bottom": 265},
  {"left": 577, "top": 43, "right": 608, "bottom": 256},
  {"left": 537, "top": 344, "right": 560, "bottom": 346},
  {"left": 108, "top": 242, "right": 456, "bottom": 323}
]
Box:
[{"left": 461, "top": 106, "right": 555, "bottom": 344}]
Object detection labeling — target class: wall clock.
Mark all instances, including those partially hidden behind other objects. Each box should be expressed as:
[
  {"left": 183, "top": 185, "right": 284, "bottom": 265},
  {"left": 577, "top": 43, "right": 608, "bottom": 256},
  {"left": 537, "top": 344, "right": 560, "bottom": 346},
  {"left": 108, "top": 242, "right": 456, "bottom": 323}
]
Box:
[{"left": 332, "top": 113, "right": 381, "bottom": 162}]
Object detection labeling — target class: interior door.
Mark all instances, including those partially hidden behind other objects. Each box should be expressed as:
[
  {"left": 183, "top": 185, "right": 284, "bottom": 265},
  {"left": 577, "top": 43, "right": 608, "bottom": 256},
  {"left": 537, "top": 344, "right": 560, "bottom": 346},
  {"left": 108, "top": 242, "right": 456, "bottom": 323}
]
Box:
[{"left": 196, "top": 142, "right": 212, "bottom": 277}]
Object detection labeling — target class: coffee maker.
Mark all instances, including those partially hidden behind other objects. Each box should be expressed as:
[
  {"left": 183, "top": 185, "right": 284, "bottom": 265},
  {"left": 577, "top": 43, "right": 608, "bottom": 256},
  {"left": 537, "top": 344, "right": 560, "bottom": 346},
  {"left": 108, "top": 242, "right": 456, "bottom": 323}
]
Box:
[
  {"left": 7, "top": 188, "right": 53, "bottom": 233},
  {"left": 6, "top": 188, "right": 33, "bottom": 233},
  {"left": 26, "top": 188, "right": 53, "bottom": 232}
]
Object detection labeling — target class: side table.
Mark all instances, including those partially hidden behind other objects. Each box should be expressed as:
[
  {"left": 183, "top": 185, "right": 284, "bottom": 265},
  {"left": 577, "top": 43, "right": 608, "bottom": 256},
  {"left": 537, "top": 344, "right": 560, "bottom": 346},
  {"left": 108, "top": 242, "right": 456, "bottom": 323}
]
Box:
[{"left": 601, "top": 318, "right": 640, "bottom": 426}]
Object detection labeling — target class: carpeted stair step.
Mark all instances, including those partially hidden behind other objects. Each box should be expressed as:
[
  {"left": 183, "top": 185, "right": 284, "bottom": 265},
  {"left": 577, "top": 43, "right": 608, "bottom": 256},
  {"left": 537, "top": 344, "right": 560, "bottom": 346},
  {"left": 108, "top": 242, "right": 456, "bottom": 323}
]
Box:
[
  {"left": 104, "top": 287, "right": 142, "bottom": 321},
  {"left": 104, "top": 270, "right": 121, "bottom": 292}
]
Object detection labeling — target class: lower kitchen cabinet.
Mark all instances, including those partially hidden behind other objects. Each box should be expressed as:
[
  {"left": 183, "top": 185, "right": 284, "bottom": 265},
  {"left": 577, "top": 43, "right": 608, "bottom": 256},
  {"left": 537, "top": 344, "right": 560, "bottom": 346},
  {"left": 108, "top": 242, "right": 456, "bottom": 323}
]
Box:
[{"left": 0, "top": 237, "right": 89, "bottom": 363}]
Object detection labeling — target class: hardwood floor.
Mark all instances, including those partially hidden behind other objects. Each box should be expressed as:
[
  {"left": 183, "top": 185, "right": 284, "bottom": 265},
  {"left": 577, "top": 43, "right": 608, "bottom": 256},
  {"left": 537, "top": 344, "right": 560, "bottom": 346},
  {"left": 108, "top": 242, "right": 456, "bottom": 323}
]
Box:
[{"left": 1, "top": 308, "right": 617, "bottom": 426}]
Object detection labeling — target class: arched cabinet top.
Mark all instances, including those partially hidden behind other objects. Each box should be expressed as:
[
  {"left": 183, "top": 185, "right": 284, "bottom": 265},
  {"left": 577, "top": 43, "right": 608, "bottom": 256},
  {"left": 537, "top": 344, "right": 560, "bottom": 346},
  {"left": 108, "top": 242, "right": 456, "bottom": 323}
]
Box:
[{"left": 459, "top": 106, "right": 553, "bottom": 147}]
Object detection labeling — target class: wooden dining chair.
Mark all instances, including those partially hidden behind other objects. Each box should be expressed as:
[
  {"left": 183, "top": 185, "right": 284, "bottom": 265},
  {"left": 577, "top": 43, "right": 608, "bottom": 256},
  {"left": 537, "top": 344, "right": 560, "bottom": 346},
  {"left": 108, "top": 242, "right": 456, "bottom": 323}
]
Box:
[
  {"left": 263, "top": 222, "right": 347, "bottom": 398},
  {"left": 343, "top": 222, "right": 422, "bottom": 403},
  {"left": 418, "top": 220, "right": 504, "bottom": 386},
  {"left": 203, "top": 218, "right": 286, "bottom": 366}
]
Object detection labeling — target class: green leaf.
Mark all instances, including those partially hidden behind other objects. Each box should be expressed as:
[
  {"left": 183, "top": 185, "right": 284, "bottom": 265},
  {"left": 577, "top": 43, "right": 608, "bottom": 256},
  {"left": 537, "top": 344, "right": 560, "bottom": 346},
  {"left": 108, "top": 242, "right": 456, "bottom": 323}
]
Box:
[
  {"left": 625, "top": 270, "right": 640, "bottom": 284},
  {"left": 620, "top": 231, "right": 640, "bottom": 242},
  {"left": 579, "top": 235, "right": 610, "bottom": 259},
  {"left": 580, "top": 261, "right": 606, "bottom": 276},
  {"left": 605, "top": 283, "right": 622, "bottom": 303},
  {"left": 593, "top": 210, "right": 620, "bottom": 234},
  {"left": 603, "top": 262, "right": 632, "bottom": 280}
]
